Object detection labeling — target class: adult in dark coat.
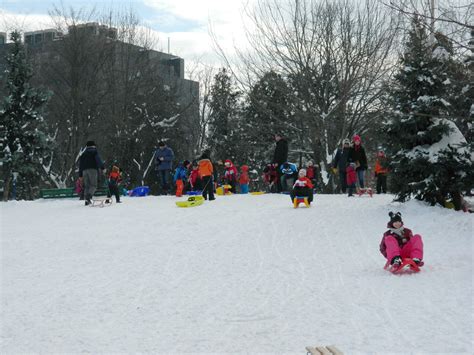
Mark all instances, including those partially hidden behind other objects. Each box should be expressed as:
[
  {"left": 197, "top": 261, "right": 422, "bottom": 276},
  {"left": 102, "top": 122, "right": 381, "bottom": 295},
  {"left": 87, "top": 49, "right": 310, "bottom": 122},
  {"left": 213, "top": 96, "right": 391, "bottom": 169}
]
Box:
[
  {"left": 79, "top": 140, "right": 105, "bottom": 205},
  {"left": 348, "top": 135, "right": 368, "bottom": 188},
  {"left": 332, "top": 138, "right": 351, "bottom": 193},
  {"left": 154, "top": 141, "right": 174, "bottom": 195},
  {"left": 272, "top": 133, "right": 288, "bottom": 193}
]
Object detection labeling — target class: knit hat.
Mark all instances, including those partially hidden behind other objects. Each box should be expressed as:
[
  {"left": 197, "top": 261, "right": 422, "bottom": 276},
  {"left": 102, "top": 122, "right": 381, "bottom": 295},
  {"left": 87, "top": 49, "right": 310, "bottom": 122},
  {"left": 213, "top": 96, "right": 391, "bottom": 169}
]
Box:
[
  {"left": 353, "top": 135, "right": 361, "bottom": 143},
  {"left": 86, "top": 140, "right": 95, "bottom": 147},
  {"left": 342, "top": 138, "right": 350, "bottom": 145},
  {"left": 388, "top": 211, "right": 403, "bottom": 225}
]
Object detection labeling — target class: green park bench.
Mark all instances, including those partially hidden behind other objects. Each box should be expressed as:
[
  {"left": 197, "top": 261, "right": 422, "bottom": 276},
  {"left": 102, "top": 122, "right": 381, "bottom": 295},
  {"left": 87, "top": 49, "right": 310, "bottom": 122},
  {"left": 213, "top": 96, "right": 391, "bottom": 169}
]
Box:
[{"left": 40, "top": 187, "right": 108, "bottom": 199}]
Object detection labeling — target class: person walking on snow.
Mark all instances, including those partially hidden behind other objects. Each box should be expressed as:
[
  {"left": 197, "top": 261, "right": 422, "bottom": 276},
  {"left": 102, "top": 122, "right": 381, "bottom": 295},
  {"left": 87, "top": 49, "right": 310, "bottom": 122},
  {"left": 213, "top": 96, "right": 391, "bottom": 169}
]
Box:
[
  {"left": 198, "top": 151, "right": 215, "bottom": 201},
  {"left": 379, "top": 212, "right": 424, "bottom": 268},
  {"left": 79, "top": 140, "right": 105, "bottom": 206},
  {"left": 332, "top": 138, "right": 351, "bottom": 193},
  {"left": 107, "top": 165, "right": 122, "bottom": 203},
  {"left": 374, "top": 150, "right": 389, "bottom": 194},
  {"left": 348, "top": 135, "right": 368, "bottom": 189}
]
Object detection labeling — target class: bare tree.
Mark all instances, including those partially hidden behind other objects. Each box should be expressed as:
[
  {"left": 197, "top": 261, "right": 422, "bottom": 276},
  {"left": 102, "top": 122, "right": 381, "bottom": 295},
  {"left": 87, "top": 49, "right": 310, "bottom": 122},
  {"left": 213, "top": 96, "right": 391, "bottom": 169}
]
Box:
[
  {"left": 381, "top": 0, "right": 473, "bottom": 52},
  {"left": 212, "top": 0, "right": 400, "bottom": 186},
  {"left": 186, "top": 60, "right": 216, "bottom": 154}
]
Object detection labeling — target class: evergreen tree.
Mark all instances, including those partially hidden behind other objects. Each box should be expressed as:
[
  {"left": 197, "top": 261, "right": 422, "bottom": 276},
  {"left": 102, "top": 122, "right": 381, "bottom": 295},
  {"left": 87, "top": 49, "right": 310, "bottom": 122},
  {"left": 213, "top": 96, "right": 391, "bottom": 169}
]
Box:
[
  {"left": 206, "top": 68, "right": 242, "bottom": 162},
  {"left": 243, "top": 71, "right": 298, "bottom": 167},
  {"left": 0, "top": 31, "right": 51, "bottom": 200},
  {"left": 384, "top": 18, "right": 473, "bottom": 209}
]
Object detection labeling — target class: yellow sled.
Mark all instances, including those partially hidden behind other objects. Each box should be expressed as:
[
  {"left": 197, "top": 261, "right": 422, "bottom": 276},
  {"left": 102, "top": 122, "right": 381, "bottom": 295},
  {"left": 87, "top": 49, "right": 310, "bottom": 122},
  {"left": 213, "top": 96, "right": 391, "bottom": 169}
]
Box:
[
  {"left": 216, "top": 184, "right": 232, "bottom": 196},
  {"left": 176, "top": 195, "right": 205, "bottom": 208},
  {"left": 250, "top": 191, "right": 265, "bottom": 195},
  {"left": 293, "top": 196, "right": 310, "bottom": 208}
]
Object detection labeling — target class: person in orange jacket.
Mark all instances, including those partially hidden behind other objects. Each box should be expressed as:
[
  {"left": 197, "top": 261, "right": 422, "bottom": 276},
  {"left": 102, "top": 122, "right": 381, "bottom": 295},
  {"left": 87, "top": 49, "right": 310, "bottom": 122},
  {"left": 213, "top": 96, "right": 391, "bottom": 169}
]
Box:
[
  {"left": 239, "top": 165, "right": 250, "bottom": 194},
  {"left": 198, "top": 151, "right": 215, "bottom": 201},
  {"left": 374, "top": 150, "right": 389, "bottom": 194},
  {"left": 290, "top": 168, "right": 314, "bottom": 204}
]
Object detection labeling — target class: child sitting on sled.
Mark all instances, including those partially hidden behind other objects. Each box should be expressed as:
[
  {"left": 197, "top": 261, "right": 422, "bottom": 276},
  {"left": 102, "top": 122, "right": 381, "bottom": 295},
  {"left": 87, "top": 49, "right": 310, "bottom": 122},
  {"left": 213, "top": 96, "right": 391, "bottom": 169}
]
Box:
[
  {"left": 379, "top": 212, "right": 424, "bottom": 268},
  {"left": 290, "top": 168, "right": 314, "bottom": 204}
]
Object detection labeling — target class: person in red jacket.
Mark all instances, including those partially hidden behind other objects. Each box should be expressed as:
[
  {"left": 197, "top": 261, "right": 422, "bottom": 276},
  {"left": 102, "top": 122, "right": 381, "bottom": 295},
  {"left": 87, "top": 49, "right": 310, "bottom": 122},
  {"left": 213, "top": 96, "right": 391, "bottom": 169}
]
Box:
[
  {"left": 305, "top": 161, "right": 317, "bottom": 188},
  {"left": 188, "top": 161, "right": 202, "bottom": 191},
  {"left": 239, "top": 164, "right": 250, "bottom": 194},
  {"left": 290, "top": 168, "right": 314, "bottom": 204},
  {"left": 379, "top": 212, "right": 424, "bottom": 268},
  {"left": 224, "top": 159, "right": 238, "bottom": 193},
  {"left": 263, "top": 163, "right": 278, "bottom": 193}
]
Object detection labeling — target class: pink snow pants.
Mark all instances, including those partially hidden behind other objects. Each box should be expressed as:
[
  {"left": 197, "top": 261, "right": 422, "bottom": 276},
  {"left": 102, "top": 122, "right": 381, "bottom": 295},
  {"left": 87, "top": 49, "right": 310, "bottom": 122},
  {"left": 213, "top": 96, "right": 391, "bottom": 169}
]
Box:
[{"left": 385, "top": 234, "right": 424, "bottom": 261}]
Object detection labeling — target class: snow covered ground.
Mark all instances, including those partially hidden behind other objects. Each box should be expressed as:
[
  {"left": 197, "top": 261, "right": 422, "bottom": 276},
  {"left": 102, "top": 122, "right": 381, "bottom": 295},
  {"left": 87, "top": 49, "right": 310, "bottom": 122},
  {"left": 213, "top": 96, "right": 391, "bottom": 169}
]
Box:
[{"left": 1, "top": 193, "right": 473, "bottom": 354}]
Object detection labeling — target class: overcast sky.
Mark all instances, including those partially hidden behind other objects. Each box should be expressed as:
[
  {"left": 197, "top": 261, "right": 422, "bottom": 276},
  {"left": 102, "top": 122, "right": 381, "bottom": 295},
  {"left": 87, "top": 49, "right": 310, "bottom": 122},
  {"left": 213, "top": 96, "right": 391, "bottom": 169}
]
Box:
[{"left": 0, "top": 0, "right": 254, "bottom": 66}]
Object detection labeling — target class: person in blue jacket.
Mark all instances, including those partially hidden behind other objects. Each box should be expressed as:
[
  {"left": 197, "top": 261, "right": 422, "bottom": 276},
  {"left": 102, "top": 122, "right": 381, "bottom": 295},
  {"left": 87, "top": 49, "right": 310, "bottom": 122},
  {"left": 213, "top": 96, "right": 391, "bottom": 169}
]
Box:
[
  {"left": 280, "top": 162, "right": 298, "bottom": 192},
  {"left": 173, "top": 160, "right": 190, "bottom": 197},
  {"left": 154, "top": 141, "right": 174, "bottom": 195}
]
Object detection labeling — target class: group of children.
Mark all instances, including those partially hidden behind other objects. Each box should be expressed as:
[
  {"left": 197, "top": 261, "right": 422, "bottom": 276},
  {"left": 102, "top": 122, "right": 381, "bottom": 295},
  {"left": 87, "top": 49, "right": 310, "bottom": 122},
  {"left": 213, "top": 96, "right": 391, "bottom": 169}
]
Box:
[
  {"left": 263, "top": 161, "right": 317, "bottom": 193},
  {"left": 172, "top": 156, "right": 250, "bottom": 199},
  {"left": 333, "top": 135, "right": 389, "bottom": 197}
]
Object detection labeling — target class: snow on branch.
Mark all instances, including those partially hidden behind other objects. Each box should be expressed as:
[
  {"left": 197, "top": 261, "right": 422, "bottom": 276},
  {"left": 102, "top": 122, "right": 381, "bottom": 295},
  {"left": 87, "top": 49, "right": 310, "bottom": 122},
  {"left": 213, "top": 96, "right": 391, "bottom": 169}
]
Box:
[
  {"left": 150, "top": 114, "right": 180, "bottom": 128},
  {"left": 407, "top": 119, "right": 470, "bottom": 163}
]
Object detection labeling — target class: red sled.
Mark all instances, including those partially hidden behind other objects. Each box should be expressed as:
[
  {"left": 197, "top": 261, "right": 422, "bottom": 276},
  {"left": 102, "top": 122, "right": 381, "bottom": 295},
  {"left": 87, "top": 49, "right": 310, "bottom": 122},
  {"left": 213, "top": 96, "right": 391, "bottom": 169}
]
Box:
[
  {"left": 384, "top": 258, "right": 421, "bottom": 274},
  {"left": 357, "top": 188, "right": 373, "bottom": 197}
]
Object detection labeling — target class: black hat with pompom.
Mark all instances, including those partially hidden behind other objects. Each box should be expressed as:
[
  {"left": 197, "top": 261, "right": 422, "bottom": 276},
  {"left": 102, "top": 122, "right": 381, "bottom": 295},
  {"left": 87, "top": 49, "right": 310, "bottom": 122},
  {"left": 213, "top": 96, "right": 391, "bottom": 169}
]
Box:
[{"left": 388, "top": 211, "right": 403, "bottom": 225}]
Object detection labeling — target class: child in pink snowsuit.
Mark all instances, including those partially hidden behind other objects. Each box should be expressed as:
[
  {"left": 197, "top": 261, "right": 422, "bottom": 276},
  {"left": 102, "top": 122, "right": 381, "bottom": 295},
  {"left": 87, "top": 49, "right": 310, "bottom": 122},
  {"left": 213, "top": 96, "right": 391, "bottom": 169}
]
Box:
[{"left": 380, "top": 212, "right": 424, "bottom": 267}]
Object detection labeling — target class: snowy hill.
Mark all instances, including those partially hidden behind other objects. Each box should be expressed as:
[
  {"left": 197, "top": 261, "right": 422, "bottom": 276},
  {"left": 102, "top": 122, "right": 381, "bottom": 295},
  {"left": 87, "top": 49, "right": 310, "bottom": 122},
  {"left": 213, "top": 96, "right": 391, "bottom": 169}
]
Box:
[{"left": 1, "top": 194, "right": 472, "bottom": 354}]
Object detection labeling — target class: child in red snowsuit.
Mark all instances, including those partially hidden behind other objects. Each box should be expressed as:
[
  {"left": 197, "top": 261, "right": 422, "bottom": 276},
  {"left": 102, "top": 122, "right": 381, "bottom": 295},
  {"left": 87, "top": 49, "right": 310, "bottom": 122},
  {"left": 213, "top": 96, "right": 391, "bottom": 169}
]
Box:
[
  {"left": 346, "top": 162, "right": 357, "bottom": 197},
  {"left": 380, "top": 212, "right": 424, "bottom": 267},
  {"left": 290, "top": 169, "right": 314, "bottom": 203}
]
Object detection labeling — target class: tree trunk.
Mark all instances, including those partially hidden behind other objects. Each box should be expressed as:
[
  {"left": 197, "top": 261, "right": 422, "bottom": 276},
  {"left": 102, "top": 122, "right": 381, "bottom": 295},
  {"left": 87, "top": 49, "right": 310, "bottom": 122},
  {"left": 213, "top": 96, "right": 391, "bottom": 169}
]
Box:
[{"left": 3, "top": 175, "right": 11, "bottom": 201}]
